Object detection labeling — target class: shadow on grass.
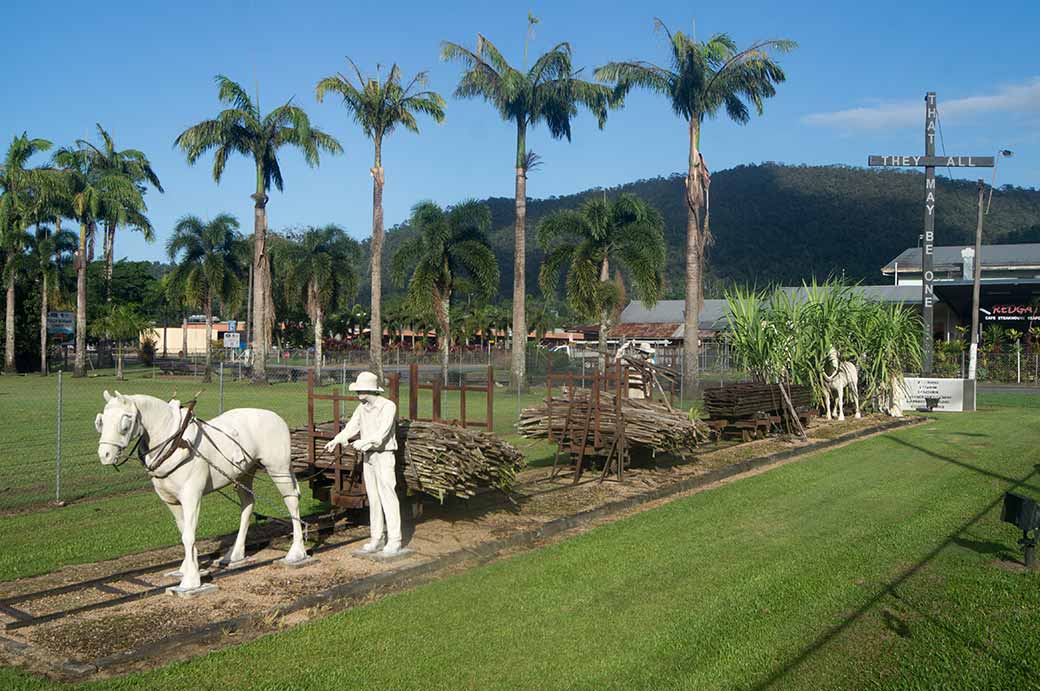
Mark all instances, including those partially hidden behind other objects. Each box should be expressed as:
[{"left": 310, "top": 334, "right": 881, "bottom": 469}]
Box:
[
  {"left": 882, "top": 435, "right": 1040, "bottom": 495},
  {"left": 952, "top": 536, "right": 1012, "bottom": 558},
  {"left": 751, "top": 463, "right": 1040, "bottom": 689}
]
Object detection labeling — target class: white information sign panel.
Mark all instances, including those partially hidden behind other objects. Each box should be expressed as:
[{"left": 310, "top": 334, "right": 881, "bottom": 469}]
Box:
[
  {"left": 902, "top": 377, "right": 975, "bottom": 412},
  {"left": 46, "top": 311, "right": 74, "bottom": 335},
  {"left": 223, "top": 332, "right": 241, "bottom": 349}
]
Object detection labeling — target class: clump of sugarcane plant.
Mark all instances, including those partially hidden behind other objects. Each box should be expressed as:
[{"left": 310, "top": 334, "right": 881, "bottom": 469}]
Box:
[
  {"left": 724, "top": 285, "right": 808, "bottom": 436},
  {"left": 724, "top": 278, "right": 922, "bottom": 415}
]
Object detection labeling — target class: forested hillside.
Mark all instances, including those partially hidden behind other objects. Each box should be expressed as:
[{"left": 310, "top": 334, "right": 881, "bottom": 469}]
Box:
[{"left": 370, "top": 163, "right": 1040, "bottom": 301}]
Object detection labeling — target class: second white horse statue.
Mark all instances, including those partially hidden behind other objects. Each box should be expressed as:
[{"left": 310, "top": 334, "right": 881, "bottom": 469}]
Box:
[
  {"left": 95, "top": 391, "right": 308, "bottom": 591},
  {"left": 822, "top": 347, "right": 861, "bottom": 421}
]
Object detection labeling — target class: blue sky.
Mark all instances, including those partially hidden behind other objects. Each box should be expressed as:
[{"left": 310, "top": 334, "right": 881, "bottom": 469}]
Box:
[{"left": 2, "top": 0, "right": 1038, "bottom": 262}]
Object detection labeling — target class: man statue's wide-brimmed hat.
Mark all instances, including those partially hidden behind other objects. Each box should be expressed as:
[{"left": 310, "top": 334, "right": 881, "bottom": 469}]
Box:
[{"left": 349, "top": 371, "right": 384, "bottom": 393}]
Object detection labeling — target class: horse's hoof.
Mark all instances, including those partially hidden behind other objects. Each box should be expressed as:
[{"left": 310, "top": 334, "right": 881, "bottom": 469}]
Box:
[
  {"left": 167, "top": 583, "right": 218, "bottom": 598},
  {"left": 284, "top": 550, "right": 309, "bottom": 565},
  {"left": 218, "top": 556, "right": 251, "bottom": 570},
  {"left": 280, "top": 555, "right": 316, "bottom": 569}
]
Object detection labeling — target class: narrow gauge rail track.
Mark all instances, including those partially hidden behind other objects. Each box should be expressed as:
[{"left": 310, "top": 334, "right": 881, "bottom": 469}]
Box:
[
  {"left": 0, "top": 530, "right": 361, "bottom": 632},
  {"left": 0, "top": 470, "right": 597, "bottom": 632}
]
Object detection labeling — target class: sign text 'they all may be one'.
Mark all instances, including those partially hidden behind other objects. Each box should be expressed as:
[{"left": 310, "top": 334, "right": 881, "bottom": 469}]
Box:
[{"left": 868, "top": 92, "right": 993, "bottom": 375}]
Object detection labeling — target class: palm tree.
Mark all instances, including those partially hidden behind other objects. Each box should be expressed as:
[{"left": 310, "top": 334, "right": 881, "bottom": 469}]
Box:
[
  {"left": 442, "top": 20, "right": 616, "bottom": 390},
  {"left": 461, "top": 302, "right": 499, "bottom": 353},
  {"left": 53, "top": 144, "right": 147, "bottom": 377},
  {"left": 166, "top": 213, "right": 245, "bottom": 382},
  {"left": 526, "top": 296, "right": 561, "bottom": 342},
  {"left": 27, "top": 224, "right": 76, "bottom": 374},
  {"left": 89, "top": 304, "right": 149, "bottom": 380},
  {"left": 596, "top": 21, "right": 794, "bottom": 388},
  {"left": 538, "top": 193, "right": 665, "bottom": 367},
  {"left": 316, "top": 60, "right": 445, "bottom": 381},
  {"left": 175, "top": 75, "right": 342, "bottom": 384},
  {"left": 391, "top": 200, "right": 499, "bottom": 383},
  {"left": 0, "top": 133, "right": 55, "bottom": 373},
  {"left": 283, "top": 225, "right": 361, "bottom": 379},
  {"left": 73, "top": 124, "right": 163, "bottom": 300},
  {"left": 163, "top": 273, "right": 191, "bottom": 360}
]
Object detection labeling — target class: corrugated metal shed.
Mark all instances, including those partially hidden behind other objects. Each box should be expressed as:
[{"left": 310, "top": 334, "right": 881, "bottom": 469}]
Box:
[{"left": 882, "top": 244, "right": 1040, "bottom": 274}]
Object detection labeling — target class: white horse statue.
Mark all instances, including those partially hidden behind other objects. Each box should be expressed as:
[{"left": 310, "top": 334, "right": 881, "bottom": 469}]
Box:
[
  {"left": 95, "top": 391, "right": 308, "bottom": 591},
  {"left": 822, "top": 347, "right": 861, "bottom": 421}
]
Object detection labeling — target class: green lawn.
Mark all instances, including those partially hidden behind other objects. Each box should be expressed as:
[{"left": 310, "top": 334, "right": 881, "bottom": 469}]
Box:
[
  {"left": 3, "top": 393, "right": 1038, "bottom": 689},
  {"left": 0, "top": 367, "right": 550, "bottom": 512}
]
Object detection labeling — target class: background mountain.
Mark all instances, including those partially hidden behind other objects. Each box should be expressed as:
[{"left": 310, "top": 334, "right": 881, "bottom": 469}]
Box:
[{"left": 368, "top": 163, "right": 1040, "bottom": 302}]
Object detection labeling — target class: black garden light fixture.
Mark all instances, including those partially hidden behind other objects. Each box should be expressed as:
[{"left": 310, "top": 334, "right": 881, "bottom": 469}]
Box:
[{"left": 1001, "top": 491, "right": 1039, "bottom": 569}]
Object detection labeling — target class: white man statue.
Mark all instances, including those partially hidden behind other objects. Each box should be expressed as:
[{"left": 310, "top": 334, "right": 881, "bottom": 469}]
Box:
[{"left": 323, "top": 371, "right": 403, "bottom": 555}]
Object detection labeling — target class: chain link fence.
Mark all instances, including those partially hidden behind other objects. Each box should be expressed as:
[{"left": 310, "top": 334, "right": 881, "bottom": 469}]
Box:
[
  {"left": 933, "top": 349, "right": 1040, "bottom": 384},
  {"left": 10, "top": 341, "right": 1027, "bottom": 514},
  {"left": 0, "top": 353, "right": 533, "bottom": 513}
]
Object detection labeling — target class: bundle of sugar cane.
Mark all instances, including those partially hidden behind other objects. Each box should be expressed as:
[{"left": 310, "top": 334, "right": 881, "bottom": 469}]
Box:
[
  {"left": 703, "top": 383, "right": 811, "bottom": 419},
  {"left": 517, "top": 393, "right": 708, "bottom": 458},
  {"left": 293, "top": 419, "right": 524, "bottom": 502}
]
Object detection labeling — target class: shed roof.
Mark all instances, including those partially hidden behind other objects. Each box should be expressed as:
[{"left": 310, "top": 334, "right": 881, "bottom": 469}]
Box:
[
  {"left": 618, "top": 299, "right": 729, "bottom": 328},
  {"left": 618, "top": 286, "right": 919, "bottom": 332},
  {"left": 882, "top": 243, "right": 1040, "bottom": 274}
]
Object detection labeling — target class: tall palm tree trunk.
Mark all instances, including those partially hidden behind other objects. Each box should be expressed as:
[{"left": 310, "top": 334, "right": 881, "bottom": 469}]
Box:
[
  {"left": 4, "top": 260, "right": 15, "bottom": 374},
  {"left": 436, "top": 292, "right": 450, "bottom": 385},
  {"left": 251, "top": 185, "right": 269, "bottom": 384},
  {"left": 313, "top": 300, "right": 324, "bottom": 381},
  {"left": 370, "top": 146, "right": 385, "bottom": 381},
  {"left": 181, "top": 315, "right": 188, "bottom": 360},
  {"left": 511, "top": 124, "right": 528, "bottom": 391},
  {"left": 40, "top": 272, "right": 48, "bottom": 376},
  {"left": 598, "top": 256, "right": 611, "bottom": 373},
  {"left": 74, "top": 225, "right": 88, "bottom": 377},
  {"left": 203, "top": 292, "right": 213, "bottom": 383},
  {"left": 683, "top": 117, "right": 705, "bottom": 394},
  {"left": 104, "top": 222, "right": 115, "bottom": 302}
]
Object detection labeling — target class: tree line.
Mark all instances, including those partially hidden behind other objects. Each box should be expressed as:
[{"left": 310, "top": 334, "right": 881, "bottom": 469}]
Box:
[{"left": 1, "top": 16, "right": 797, "bottom": 389}]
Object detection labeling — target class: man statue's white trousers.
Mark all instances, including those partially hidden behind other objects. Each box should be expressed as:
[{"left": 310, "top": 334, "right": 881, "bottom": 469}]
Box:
[{"left": 362, "top": 450, "right": 401, "bottom": 549}]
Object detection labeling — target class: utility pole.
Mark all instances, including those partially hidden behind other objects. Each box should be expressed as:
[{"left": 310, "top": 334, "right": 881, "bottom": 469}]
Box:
[
  {"left": 969, "top": 150, "right": 1014, "bottom": 380},
  {"left": 968, "top": 179, "right": 984, "bottom": 380}
]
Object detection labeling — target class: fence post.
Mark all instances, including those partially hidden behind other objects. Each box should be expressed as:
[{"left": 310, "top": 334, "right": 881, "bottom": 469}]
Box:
[
  {"left": 1018, "top": 350, "right": 1022, "bottom": 384},
  {"left": 679, "top": 348, "right": 685, "bottom": 404},
  {"left": 55, "top": 370, "right": 62, "bottom": 504},
  {"left": 432, "top": 377, "right": 442, "bottom": 422},
  {"left": 341, "top": 361, "right": 347, "bottom": 397},
  {"left": 218, "top": 362, "right": 225, "bottom": 415}
]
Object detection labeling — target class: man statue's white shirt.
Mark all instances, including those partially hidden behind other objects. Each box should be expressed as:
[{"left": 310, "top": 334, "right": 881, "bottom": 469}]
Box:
[{"left": 326, "top": 395, "right": 401, "bottom": 552}]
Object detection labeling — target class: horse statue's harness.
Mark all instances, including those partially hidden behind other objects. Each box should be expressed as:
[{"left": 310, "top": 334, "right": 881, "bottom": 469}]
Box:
[{"left": 107, "top": 398, "right": 310, "bottom": 535}]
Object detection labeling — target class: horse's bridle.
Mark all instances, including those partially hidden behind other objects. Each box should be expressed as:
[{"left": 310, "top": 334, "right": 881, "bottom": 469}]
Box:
[{"left": 104, "top": 400, "right": 198, "bottom": 473}]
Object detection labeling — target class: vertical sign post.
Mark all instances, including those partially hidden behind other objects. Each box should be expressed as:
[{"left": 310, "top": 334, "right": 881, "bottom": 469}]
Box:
[
  {"left": 868, "top": 92, "right": 994, "bottom": 375},
  {"left": 56, "top": 370, "right": 63, "bottom": 504},
  {"left": 922, "top": 92, "right": 937, "bottom": 374}
]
